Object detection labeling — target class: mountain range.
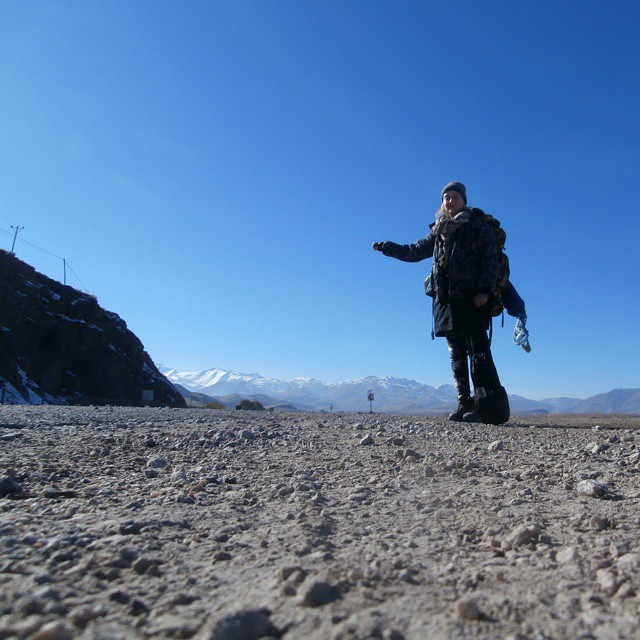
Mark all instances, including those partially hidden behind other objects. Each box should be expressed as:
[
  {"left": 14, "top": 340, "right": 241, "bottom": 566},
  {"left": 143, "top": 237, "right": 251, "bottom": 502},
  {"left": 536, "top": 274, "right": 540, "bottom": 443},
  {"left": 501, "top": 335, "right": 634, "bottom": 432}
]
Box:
[{"left": 162, "top": 367, "right": 640, "bottom": 415}]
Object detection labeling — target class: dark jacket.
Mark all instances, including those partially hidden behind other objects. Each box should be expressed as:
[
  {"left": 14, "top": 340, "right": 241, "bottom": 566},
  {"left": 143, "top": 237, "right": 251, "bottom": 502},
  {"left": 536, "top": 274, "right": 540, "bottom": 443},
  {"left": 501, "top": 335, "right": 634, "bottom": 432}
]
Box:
[
  {"left": 380, "top": 208, "right": 500, "bottom": 336},
  {"left": 381, "top": 207, "right": 499, "bottom": 303}
]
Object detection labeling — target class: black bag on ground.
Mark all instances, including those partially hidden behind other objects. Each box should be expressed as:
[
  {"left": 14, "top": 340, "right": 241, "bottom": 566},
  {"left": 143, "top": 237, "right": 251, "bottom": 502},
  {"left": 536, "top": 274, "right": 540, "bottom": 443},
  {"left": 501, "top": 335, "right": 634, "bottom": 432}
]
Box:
[
  {"left": 474, "top": 384, "right": 510, "bottom": 425},
  {"left": 470, "top": 351, "right": 510, "bottom": 425}
]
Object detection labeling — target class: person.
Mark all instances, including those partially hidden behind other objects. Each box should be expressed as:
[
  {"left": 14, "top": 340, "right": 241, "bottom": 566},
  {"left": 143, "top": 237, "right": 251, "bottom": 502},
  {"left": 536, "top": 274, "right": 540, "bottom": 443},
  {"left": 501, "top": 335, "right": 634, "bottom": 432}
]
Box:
[{"left": 372, "top": 181, "right": 507, "bottom": 422}]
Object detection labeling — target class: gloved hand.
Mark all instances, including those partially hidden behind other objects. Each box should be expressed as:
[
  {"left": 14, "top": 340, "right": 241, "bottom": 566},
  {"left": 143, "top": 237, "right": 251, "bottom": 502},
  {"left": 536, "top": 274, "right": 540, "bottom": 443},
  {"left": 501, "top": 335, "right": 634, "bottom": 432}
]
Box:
[{"left": 372, "top": 242, "right": 386, "bottom": 251}]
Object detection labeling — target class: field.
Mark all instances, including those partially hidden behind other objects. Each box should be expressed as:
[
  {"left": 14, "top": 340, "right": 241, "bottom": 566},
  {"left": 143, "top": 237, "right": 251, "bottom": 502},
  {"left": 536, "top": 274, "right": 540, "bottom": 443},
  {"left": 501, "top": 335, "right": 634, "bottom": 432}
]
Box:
[{"left": 2, "top": 406, "right": 640, "bottom": 640}]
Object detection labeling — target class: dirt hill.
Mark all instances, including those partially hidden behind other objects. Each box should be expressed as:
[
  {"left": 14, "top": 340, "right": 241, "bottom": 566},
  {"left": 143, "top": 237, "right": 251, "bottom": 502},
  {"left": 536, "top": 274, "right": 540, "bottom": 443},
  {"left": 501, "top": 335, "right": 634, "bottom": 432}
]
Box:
[{"left": 0, "top": 250, "right": 184, "bottom": 407}]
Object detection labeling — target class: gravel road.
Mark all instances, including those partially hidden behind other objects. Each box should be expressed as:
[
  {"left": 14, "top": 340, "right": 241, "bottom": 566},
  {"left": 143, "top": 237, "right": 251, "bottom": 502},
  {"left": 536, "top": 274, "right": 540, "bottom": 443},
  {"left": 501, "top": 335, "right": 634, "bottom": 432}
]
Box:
[{"left": 2, "top": 406, "right": 640, "bottom": 640}]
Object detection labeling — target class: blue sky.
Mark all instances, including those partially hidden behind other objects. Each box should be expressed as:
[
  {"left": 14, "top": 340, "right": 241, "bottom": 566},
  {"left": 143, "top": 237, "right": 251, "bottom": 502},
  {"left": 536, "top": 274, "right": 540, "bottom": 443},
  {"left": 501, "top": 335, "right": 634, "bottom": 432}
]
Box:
[{"left": 1, "top": 1, "right": 638, "bottom": 400}]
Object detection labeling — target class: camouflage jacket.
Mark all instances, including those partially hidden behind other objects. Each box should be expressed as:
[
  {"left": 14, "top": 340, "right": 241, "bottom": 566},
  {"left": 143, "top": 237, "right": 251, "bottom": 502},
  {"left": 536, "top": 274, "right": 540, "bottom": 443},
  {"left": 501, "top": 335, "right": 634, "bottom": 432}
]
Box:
[{"left": 380, "top": 208, "right": 499, "bottom": 304}]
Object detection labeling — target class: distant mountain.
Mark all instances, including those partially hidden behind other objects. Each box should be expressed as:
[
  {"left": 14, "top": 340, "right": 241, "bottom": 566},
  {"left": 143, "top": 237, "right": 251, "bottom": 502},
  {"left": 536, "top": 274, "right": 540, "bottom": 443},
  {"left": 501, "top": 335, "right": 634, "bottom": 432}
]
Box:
[
  {"left": 570, "top": 389, "right": 640, "bottom": 414},
  {"left": 162, "top": 367, "right": 640, "bottom": 415},
  {"left": 161, "top": 367, "right": 459, "bottom": 413}
]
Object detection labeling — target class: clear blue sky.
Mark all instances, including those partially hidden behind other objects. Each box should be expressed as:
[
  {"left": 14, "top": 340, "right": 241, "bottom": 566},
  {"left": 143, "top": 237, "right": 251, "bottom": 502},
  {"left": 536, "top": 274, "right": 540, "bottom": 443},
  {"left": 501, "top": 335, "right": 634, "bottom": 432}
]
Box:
[{"left": 1, "top": 1, "right": 638, "bottom": 400}]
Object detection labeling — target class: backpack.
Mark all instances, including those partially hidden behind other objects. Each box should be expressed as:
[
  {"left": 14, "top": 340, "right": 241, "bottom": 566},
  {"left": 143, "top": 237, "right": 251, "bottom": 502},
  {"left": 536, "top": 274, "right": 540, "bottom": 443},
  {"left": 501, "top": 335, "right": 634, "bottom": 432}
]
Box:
[{"left": 470, "top": 207, "right": 510, "bottom": 317}]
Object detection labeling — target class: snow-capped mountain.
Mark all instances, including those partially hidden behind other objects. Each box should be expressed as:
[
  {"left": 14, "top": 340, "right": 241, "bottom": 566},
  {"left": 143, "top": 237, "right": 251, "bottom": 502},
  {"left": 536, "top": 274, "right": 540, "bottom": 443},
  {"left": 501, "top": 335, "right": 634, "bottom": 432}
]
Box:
[
  {"left": 161, "top": 367, "right": 458, "bottom": 412},
  {"left": 161, "top": 367, "right": 640, "bottom": 415}
]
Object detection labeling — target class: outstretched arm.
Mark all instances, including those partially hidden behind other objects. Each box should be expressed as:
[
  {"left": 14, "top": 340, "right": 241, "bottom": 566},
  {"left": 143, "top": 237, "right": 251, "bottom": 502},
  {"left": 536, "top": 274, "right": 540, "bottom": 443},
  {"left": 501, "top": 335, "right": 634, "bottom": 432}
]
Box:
[{"left": 372, "top": 235, "right": 435, "bottom": 262}]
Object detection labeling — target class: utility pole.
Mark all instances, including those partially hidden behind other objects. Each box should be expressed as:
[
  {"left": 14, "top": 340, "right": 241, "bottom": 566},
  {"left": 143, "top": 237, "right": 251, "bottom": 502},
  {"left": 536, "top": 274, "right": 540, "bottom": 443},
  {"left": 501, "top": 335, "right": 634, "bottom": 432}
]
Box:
[
  {"left": 10, "top": 226, "right": 24, "bottom": 253},
  {"left": 63, "top": 258, "right": 67, "bottom": 285}
]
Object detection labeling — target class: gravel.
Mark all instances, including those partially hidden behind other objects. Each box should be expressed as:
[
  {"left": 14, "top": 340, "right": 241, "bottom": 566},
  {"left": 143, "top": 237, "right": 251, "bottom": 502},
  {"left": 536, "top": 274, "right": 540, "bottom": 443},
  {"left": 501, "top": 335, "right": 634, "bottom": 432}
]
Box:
[{"left": 1, "top": 406, "right": 640, "bottom": 639}]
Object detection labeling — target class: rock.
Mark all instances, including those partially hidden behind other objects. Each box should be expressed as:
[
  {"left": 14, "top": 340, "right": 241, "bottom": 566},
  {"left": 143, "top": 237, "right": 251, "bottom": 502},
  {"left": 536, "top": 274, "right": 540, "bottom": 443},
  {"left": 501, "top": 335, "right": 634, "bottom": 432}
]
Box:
[
  {"left": 617, "top": 552, "right": 640, "bottom": 571},
  {"left": 589, "top": 515, "right": 609, "bottom": 531},
  {"left": 15, "top": 595, "right": 45, "bottom": 616},
  {"left": 576, "top": 479, "right": 608, "bottom": 498},
  {"left": 360, "top": 434, "right": 375, "bottom": 446},
  {"left": 300, "top": 580, "right": 341, "bottom": 607},
  {"left": 556, "top": 546, "right": 579, "bottom": 564},
  {"left": 281, "top": 566, "right": 307, "bottom": 583},
  {"left": 171, "top": 465, "right": 188, "bottom": 483},
  {"left": 67, "top": 603, "right": 109, "bottom": 624},
  {"left": 609, "top": 542, "right": 630, "bottom": 558},
  {"left": 0, "top": 475, "right": 25, "bottom": 497},
  {"left": 488, "top": 440, "right": 504, "bottom": 452},
  {"left": 147, "top": 457, "right": 169, "bottom": 469},
  {"left": 202, "top": 609, "right": 279, "bottom": 640},
  {"left": 456, "top": 597, "right": 483, "bottom": 620},
  {"left": 147, "top": 613, "right": 202, "bottom": 638},
  {"left": 596, "top": 569, "right": 620, "bottom": 595},
  {"left": 502, "top": 523, "right": 542, "bottom": 550},
  {"left": 29, "top": 620, "right": 76, "bottom": 640},
  {"left": 130, "top": 598, "right": 150, "bottom": 616},
  {"left": 132, "top": 556, "right": 163, "bottom": 575},
  {"left": 119, "top": 520, "right": 142, "bottom": 535},
  {"left": 585, "top": 442, "right": 606, "bottom": 454},
  {"left": 404, "top": 448, "right": 423, "bottom": 461}
]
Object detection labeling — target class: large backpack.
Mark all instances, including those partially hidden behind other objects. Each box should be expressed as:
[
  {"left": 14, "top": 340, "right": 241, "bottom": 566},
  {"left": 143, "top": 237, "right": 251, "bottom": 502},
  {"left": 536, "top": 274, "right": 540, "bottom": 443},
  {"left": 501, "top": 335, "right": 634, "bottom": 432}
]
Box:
[{"left": 470, "top": 207, "right": 510, "bottom": 317}]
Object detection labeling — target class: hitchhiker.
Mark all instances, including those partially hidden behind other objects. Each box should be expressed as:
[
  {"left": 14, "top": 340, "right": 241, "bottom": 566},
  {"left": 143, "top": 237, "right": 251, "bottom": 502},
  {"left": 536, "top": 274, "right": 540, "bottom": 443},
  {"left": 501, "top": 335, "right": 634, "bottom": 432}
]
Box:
[{"left": 373, "top": 181, "right": 510, "bottom": 424}]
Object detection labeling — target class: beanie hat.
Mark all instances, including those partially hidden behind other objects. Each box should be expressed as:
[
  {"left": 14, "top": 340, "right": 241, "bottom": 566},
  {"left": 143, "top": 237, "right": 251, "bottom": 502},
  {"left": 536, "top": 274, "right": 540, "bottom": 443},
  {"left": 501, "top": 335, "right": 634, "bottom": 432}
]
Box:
[{"left": 441, "top": 181, "right": 467, "bottom": 204}]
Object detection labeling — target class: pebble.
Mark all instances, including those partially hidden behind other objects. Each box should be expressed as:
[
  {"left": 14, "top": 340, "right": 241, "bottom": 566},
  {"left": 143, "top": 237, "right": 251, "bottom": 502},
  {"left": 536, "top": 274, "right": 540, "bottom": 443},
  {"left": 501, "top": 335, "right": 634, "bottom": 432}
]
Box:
[
  {"left": 147, "top": 457, "right": 169, "bottom": 469},
  {"left": 171, "top": 465, "right": 188, "bottom": 484},
  {"left": 556, "top": 546, "right": 579, "bottom": 564},
  {"left": 30, "top": 620, "right": 76, "bottom": 640},
  {"left": 203, "top": 609, "right": 280, "bottom": 640},
  {"left": 67, "top": 603, "right": 109, "bottom": 624},
  {"left": 576, "top": 479, "right": 608, "bottom": 498},
  {"left": 596, "top": 569, "right": 619, "bottom": 595},
  {"left": 360, "top": 434, "right": 375, "bottom": 446},
  {"left": 133, "top": 556, "right": 163, "bottom": 575},
  {"left": 456, "top": 597, "right": 483, "bottom": 620},
  {"left": 300, "top": 580, "right": 341, "bottom": 607},
  {"left": 502, "top": 523, "right": 542, "bottom": 550},
  {"left": 488, "top": 440, "right": 504, "bottom": 452},
  {"left": 589, "top": 515, "right": 609, "bottom": 531},
  {"left": 617, "top": 553, "right": 640, "bottom": 571},
  {"left": 0, "top": 475, "right": 24, "bottom": 497}
]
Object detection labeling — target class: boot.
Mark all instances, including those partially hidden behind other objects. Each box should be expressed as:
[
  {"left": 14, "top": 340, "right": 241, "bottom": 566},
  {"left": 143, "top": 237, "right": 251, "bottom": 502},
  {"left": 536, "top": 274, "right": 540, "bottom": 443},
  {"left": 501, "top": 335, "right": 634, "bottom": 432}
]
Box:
[
  {"left": 462, "top": 408, "right": 483, "bottom": 423},
  {"left": 448, "top": 397, "right": 474, "bottom": 422}
]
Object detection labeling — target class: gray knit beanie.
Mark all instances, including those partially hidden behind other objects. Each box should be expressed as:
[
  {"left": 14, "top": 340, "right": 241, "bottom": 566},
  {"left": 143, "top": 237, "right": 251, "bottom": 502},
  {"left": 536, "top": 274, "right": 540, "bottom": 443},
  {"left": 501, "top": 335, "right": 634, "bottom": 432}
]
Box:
[{"left": 441, "top": 181, "right": 467, "bottom": 204}]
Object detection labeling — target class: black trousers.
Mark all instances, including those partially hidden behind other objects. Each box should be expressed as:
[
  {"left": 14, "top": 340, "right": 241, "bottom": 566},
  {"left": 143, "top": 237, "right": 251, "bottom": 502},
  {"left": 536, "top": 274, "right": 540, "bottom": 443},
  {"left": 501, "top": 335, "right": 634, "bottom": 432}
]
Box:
[{"left": 441, "top": 301, "right": 501, "bottom": 402}]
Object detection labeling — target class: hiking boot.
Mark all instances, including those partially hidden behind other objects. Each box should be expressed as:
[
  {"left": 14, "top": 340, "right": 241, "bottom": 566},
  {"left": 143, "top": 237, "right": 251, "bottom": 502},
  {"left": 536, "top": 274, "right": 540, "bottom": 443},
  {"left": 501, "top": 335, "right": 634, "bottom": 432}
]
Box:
[
  {"left": 448, "top": 397, "right": 474, "bottom": 422},
  {"left": 462, "top": 409, "right": 484, "bottom": 423}
]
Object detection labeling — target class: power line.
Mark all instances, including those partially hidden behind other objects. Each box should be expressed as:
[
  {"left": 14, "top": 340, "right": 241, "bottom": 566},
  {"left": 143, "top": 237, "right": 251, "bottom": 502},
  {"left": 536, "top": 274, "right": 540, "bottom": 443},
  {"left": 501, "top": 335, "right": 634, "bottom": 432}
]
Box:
[
  {"left": 64, "top": 261, "right": 88, "bottom": 291},
  {"left": 1, "top": 226, "right": 88, "bottom": 292},
  {"left": 10, "top": 226, "right": 24, "bottom": 253}
]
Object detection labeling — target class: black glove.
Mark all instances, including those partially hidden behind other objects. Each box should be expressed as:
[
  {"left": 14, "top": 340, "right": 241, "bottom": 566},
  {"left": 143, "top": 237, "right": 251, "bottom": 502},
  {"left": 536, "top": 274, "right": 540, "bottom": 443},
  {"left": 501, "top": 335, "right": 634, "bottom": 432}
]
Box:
[{"left": 372, "top": 241, "right": 386, "bottom": 252}]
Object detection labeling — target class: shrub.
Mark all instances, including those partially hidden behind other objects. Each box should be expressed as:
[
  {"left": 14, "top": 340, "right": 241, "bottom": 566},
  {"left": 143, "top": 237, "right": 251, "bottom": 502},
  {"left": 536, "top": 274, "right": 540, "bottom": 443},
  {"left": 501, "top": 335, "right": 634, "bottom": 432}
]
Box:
[
  {"left": 236, "top": 399, "right": 265, "bottom": 411},
  {"left": 205, "top": 401, "right": 227, "bottom": 410}
]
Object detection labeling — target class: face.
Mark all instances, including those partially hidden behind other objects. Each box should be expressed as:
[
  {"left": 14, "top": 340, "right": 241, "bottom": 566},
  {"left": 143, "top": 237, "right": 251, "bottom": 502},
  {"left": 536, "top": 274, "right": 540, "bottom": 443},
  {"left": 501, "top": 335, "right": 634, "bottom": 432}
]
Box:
[{"left": 442, "top": 190, "right": 465, "bottom": 216}]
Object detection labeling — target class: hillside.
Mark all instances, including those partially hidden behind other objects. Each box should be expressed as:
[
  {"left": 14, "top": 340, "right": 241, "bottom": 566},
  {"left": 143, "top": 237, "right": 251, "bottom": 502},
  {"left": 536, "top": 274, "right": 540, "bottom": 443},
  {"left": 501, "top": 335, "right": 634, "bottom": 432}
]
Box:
[{"left": 0, "top": 250, "right": 184, "bottom": 407}]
